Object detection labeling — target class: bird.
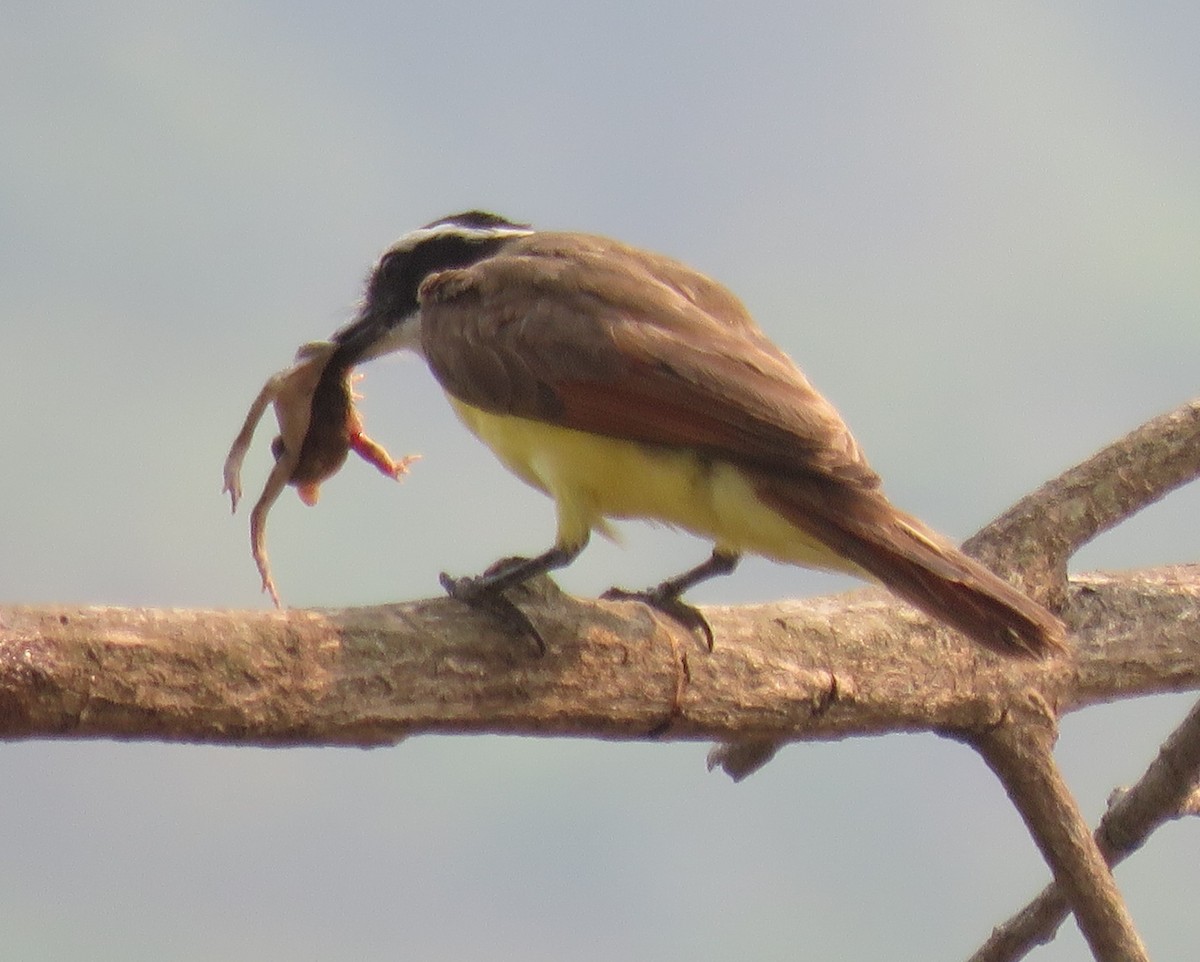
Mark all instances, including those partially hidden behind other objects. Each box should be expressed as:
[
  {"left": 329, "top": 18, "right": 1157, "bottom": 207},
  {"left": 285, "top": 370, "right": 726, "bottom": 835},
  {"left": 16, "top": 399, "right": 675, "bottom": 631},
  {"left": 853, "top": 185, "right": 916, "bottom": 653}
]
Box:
[{"left": 324, "top": 210, "right": 1065, "bottom": 657}]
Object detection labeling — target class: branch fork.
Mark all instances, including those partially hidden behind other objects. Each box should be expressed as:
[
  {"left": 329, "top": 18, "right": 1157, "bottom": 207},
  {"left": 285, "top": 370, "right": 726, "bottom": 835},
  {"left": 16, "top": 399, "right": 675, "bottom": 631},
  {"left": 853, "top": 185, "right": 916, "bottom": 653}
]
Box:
[{"left": 3, "top": 399, "right": 1200, "bottom": 962}]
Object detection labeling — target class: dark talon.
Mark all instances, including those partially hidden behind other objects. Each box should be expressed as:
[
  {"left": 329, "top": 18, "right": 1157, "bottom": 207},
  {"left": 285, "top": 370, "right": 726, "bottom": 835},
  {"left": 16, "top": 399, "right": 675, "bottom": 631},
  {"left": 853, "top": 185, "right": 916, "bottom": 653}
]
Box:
[
  {"left": 439, "top": 571, "right": 481, "bottom": 602},
  {"left": 602, "top": 586, "right": 715, "bottom": 651},
  {"left": 440, "top": 572, "right": 546, "bottom": 655}
]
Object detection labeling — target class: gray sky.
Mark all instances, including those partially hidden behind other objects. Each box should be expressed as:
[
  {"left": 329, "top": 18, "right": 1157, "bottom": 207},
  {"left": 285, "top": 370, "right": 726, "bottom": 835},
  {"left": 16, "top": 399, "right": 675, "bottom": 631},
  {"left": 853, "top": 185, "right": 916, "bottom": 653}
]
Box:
[{"left": 2, "top": 3, "right": 1198, "bottom": 959}]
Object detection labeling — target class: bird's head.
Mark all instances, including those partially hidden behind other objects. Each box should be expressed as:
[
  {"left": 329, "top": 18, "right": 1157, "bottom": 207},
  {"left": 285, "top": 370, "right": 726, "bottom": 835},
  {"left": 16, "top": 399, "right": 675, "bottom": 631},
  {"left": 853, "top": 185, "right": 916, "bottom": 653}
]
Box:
[{"left": 332, "top": 211, "right": 533, "bottom": 366}]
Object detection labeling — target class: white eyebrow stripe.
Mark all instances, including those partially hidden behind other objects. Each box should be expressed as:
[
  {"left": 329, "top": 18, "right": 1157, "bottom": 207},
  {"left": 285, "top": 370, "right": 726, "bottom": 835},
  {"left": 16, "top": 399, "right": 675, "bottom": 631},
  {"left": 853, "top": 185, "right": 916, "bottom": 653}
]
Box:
[{"left": 382, "top": 222, "right": 535, "bottom": 259}]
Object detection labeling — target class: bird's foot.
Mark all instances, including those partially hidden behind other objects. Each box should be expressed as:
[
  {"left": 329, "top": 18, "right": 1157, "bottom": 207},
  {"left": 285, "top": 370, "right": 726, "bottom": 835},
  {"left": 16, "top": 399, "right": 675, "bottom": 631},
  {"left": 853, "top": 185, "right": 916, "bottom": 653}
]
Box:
[
  {"left": 440, "top": 571, "right": 546, "bottom": 656},
  {"left": 602, "top": 586, "right": 715, "bottom": 651}
]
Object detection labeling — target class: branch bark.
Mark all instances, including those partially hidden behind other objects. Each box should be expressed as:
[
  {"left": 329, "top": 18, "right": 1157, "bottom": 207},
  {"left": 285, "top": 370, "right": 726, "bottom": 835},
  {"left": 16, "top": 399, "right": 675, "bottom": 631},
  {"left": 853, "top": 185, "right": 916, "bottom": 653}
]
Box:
[
  {"left": 969, "top": 696, "right": 1200, "bottom": 962},
  {"left": 2, "top": 399, "right": 1199, "bottom": 962},
  {"left": 967, "top": 720, "right": 1149, "bottom": 962},
  {"left": 1, "top": 568, "right": 1197, "bottom": 747},
  {"left": 964, "top": 399, "right": 1200, "bottom": 607}
]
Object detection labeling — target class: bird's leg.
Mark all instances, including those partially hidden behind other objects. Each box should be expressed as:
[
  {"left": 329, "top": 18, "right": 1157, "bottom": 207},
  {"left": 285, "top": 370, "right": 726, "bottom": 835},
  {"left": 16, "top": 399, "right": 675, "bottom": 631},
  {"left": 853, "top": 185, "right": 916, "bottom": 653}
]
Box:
[
  {"left": 604, "top": 549, "right": 741, "bottom": 650},
  {"left": 440, "top": 542, "right": 585, "bottom": 654}
]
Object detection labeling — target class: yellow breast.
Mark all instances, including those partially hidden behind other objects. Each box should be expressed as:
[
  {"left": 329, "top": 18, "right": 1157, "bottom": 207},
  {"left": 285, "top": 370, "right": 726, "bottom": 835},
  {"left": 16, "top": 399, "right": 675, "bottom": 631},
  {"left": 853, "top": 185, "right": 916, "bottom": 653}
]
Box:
[{"left": 447, "top": 398, "right": 858, "bottom": 573}]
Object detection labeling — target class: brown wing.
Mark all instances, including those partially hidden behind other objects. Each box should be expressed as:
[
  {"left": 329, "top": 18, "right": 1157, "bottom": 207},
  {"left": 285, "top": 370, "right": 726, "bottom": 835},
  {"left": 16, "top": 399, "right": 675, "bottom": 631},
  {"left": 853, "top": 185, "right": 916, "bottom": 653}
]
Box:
[{"left": 417, "top": 232, "right": 880, "bottom": 490}]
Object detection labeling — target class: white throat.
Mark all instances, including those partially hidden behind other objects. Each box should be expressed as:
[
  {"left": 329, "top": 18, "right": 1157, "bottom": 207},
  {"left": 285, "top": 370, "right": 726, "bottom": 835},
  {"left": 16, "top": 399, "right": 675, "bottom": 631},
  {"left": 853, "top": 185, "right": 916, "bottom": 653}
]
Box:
[{"left": 355, "top": 312, "right": 424, "bottom": 362}]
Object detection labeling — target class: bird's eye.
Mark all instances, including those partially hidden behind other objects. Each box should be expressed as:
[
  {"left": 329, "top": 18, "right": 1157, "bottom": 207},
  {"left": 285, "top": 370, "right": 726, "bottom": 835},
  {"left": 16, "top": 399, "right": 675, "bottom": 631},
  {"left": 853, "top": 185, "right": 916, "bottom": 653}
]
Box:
[{"left": 270, "top": 436, "right": 287, "bottom": 461}]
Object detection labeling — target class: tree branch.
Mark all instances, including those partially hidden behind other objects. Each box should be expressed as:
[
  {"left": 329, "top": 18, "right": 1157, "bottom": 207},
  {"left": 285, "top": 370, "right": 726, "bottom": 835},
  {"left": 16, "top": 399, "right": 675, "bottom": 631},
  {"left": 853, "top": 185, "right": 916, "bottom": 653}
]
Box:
[
  {"left": 968, "top": 696, "right": 1200, "bottom": 962},
  {"left": 709, "top": 397, "right": 1200, "bottom": 781},
  {"left": 1, "top": 568, "right": 1197, "bottom": 746},
  {"left": 966, "top": 719, "right": 1150, "bottom": 962},
  {"left": 2, "top": 399, "right": 1198, "bottom": 962},
  {"left": 964, "top": 399, "right": 1200, "bottom": 606}
]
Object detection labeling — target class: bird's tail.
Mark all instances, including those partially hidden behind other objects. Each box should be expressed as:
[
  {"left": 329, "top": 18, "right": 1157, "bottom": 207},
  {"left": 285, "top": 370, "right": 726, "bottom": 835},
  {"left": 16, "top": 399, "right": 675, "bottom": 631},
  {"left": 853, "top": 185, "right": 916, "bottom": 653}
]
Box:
[{"left": 755, "top": 478, "right": 1066, "bottom": 658}]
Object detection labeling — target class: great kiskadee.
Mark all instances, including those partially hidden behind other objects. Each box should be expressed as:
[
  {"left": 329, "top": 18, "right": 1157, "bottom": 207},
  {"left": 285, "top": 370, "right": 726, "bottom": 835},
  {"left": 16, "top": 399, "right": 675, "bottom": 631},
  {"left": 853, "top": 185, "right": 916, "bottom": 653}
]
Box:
[{"left": 326, "top": 211, "right": 1065, "bottom": 657}]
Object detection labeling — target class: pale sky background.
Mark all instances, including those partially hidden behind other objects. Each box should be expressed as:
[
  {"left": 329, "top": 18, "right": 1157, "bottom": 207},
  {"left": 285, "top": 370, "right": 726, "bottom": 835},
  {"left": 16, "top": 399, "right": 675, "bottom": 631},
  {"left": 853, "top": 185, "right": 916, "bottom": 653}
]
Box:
[{"left": 2, "top": 3, "right": 1198, "bottom": 960}]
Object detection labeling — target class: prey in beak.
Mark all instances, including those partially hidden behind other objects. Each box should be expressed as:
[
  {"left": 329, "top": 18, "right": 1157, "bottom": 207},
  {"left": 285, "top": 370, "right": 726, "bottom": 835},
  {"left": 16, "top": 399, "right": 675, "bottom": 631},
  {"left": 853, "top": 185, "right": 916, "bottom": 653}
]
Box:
[{"left": 223, "top": 341, "right": 417, "bottom": 606}]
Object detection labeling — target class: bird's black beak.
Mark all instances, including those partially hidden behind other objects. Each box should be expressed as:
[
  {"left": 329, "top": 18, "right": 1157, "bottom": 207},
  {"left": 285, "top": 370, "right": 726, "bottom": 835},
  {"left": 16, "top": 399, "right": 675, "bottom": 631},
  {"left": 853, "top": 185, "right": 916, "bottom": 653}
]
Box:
[
  {"left": 342, "top": 302, "right": 419, "bottom": 365},
  {"left": 330, "top": 304, "right": 392, "bottom": 367}
]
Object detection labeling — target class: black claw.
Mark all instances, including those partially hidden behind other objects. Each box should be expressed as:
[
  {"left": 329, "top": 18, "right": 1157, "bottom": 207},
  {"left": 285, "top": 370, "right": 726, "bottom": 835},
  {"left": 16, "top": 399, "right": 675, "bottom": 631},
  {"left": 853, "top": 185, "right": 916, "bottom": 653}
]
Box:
[
  {"left": 439, "top": 571, "right": 479, "bottom": 602},
  {"left": 440, "top": 572, "right": 546, "bottom": 655},
  {"left": 602, "top": 586, "right": 715, "bottom": 651}
]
